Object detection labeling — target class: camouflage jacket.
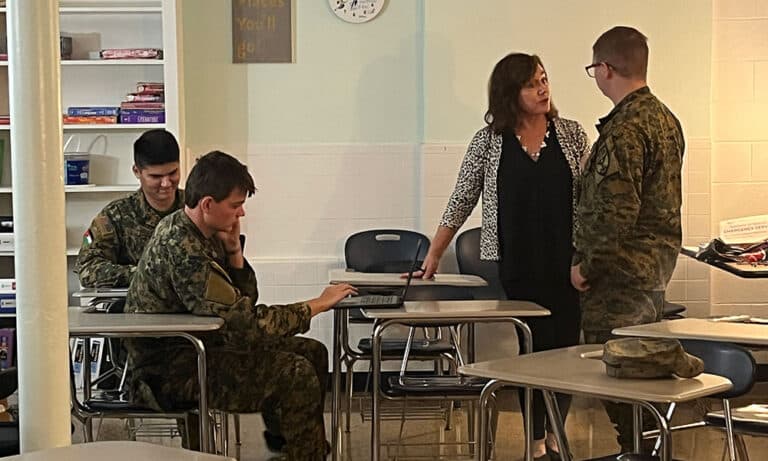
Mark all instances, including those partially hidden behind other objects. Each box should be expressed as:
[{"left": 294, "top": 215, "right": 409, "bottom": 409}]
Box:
[
  {"left": 75, "top": 189, "right": 185, "bottom": 287},
  {"left": 124, "top": 210, "right": 312, "bottom": 369},
  {"left": 574, "top": 87, "right": 684, "bottom": 290}
]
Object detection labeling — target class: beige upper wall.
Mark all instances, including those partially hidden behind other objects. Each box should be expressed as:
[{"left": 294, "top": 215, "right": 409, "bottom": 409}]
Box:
[
  {"left": 180, "top": 0, "right": 249, "bottom": 161},
  {"left": 424, "top": 0, "right": 712, "bottom": 143},
  {"left": 180, "top": 1, "right": 711, "bottom": 146}
]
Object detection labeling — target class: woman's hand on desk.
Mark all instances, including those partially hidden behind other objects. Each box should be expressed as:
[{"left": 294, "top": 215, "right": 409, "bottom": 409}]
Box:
[
  {"left": 405, "top": 253, "right": 440, "bottom": 280},
  {"left": 306, "top": 283, "right": 358, "bottom": 316}
]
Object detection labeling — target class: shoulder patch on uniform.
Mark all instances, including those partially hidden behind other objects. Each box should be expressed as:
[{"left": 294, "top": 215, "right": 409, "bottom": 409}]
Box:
[
  {"left": 204, "top": 262, "right": 237, "bottom": 306},
  {"left": 82, "top": 229, "right": 93, "bottom": 247},
  {"left": 91, "top": 215, "right": 115, "bottom": 240},
  {"left": 594, "top": 136, "right": 620, "bottom": 184}
]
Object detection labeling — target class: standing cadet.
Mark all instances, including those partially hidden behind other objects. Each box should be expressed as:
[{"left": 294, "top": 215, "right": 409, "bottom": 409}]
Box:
[
  {"left": 75, "top": 128, "right": 182, "bottom": 287},
  {"left": 572, "top": 26, "right": 684, "bottom": 454},
  {"left": 125, "top": 151, "right": 356, "bottom": 460}
]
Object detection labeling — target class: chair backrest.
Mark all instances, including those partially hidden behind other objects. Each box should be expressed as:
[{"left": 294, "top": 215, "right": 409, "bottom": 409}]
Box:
[
  {"left": 455, "top": 227, "right": 507, "bottom": 300},
  {"left": 345, "top": 229, "right": 429, "bottom": 273},
  {"left": 680, "top": 339, "right": 756, "bottom": 398}
]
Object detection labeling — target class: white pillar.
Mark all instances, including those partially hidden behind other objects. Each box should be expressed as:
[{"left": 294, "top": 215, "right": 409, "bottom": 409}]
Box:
[{"left": 7, "top": 0, "right": 71, "bottom": 451}]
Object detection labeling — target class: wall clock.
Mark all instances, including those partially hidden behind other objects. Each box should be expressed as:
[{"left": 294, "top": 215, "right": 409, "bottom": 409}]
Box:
[{"left": 328, "top": 0, "right": 385, "bottom": 24}]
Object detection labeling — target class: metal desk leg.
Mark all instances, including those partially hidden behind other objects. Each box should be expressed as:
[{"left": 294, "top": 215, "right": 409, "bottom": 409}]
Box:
[
  {"left": 331, "top": 309, "right": 343, "bottom": 461},
  {"left": 180, "top": 333, "right": 211, "bottom": 454},
  {"left": 479, "top": 380, "right": 504, "bottom": 461},
  {"left": 82, "top": 337, "right": 93, "bottom": 441},
  {"left": 371, "top": 320, "right": 389, "bottom": 461},
  {"left": 542, "top": 390, "right": 572, "bottom": 461},
  {"left": 633, "top": 404, "right": 643, "bottom": 453},
  {"left": 638, "top": 401, "right": 670, "bottom": 461},
  {"left": 511, "top": 319, "right": 534, "bottom": 461},
  {"left": 468, "top": 323, "right": 476, "bottom": 363}
]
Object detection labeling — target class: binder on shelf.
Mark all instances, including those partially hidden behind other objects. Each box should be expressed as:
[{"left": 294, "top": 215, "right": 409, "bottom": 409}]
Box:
[
  {"left": 0, "top": 280, "right": 15, "bottom": 314},
  {"left": 0, "top": 234, "right": 13, "bottom": 253},
  {"left": 71, "top": 337, "right": 105, "bottom": 390},
  {"left": 0, "top": 292, "right": 15, "bottom": 315},
  {"left": 0, "top": 329, "right": 14, "bottom": 369}
]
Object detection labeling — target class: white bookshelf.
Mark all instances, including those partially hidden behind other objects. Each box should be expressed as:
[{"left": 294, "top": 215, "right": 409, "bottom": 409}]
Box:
[{"left": 0, "top": 0, "right": 181, "bottom": 304}]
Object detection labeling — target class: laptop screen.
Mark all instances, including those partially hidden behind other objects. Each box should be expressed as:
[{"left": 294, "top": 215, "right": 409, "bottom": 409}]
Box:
[{"left": 399, "top": 239, "right": 423, "bottom": 300}]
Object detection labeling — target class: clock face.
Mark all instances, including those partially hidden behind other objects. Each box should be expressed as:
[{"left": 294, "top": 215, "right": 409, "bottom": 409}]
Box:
[{"left": 328, "top": 0, "right": 385, "bottom": 24}]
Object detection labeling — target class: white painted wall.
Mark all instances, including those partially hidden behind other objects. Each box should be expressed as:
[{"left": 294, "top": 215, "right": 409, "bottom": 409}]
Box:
[{"left": 710, "top": 0, "right": 768, "bottom": 315}]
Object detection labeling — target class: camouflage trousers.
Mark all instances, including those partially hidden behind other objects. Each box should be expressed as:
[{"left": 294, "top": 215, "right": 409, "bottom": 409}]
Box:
[
  {"left": 154, "top": 336, "right": 329, "bottom": 460},
  {"left": 582, "top": 286, "right": 665, "bottom": 453}
]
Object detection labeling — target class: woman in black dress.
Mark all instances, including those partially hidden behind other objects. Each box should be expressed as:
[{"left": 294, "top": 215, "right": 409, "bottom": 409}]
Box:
[{"left": 421, "top": 53, "right": 590, "bottom": 461}]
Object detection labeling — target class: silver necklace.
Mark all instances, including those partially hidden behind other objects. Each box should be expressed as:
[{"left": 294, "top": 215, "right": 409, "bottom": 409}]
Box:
[{"left": 516, "top": 129, "right": 549, "bottom": 161}]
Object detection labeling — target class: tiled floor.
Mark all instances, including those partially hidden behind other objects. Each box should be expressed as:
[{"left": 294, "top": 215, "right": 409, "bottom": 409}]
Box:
[{"left": 76, "top": 387, "right": 768, "bottom": 461}]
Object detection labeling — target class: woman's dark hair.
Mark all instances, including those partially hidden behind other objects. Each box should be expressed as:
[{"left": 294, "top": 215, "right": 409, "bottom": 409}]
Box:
[
  {"left": 185, "top": 151, "right": 256, "bottom": 208},
  {"left": 484, "top": 53, "right": 558, "bottom": 134}
]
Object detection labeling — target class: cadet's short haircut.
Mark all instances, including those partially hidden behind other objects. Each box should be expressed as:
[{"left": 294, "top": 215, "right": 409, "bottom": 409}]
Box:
[
  {"left": 593, "top": 26, "right": 648, "bottom": 80},
  {"left": 184, "top": 151, "right": 255, "bottom": 208},
  {"left": 133, "top": 129, "right": 180, "bottom": 169},
  {"left": 484, "top": 53, "right": 558, "bottom": 134}
]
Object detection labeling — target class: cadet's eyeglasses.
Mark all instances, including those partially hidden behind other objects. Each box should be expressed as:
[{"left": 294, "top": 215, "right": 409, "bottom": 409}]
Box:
[{"left": 585, "top": 62, "right": 614, "bottom": 78}]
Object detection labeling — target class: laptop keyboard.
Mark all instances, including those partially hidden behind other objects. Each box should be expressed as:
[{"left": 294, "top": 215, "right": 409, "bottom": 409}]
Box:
[{"left": 339, "top": 295, "right": 400, "bottom": 306}]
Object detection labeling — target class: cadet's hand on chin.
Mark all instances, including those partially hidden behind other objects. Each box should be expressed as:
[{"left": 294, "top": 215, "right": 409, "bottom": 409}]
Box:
[{"left": 216, "top": 221, "right": 241, "bottom": 255}]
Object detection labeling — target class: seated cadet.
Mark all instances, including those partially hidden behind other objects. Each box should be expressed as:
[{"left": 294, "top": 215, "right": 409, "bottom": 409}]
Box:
[
  {"left": 124, "top": 151, "right": 356, "bottom": 460},
  {"left": 75, "top": 128, "right": 182, "bottom": 288}
]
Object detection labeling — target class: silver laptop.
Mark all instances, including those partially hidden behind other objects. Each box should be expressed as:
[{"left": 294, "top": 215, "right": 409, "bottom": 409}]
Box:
[{"left": 334, "top": 240, "right": 422, "bottom": 309}]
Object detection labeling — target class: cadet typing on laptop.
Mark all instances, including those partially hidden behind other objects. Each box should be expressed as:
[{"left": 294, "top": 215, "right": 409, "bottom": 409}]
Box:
[{"left": 334, "top": 241, "right": 422, "bottom": 309}]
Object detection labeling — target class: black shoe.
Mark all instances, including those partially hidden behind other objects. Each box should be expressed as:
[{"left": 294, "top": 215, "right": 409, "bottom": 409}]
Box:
[{"left": 263, "top": 430, "right": 287, "bottom": 453}]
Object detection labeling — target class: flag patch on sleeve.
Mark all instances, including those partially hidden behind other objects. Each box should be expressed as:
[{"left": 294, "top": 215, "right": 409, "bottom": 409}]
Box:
[{"left": 82, "top": 229, "right": 93, "bottom": 247}]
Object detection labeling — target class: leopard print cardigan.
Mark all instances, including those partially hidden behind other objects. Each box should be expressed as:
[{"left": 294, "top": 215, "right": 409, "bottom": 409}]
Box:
[{"left": 439, "top": 117, "right": 591, "bottom": 261}]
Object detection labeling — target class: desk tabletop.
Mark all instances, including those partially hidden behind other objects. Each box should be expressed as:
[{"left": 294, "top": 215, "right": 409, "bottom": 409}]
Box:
[
  {"left": 3, "top": 441, "right": 233, "bottom": 461},
  {"left": 613, "top": 318, "right": 768, "bottom": 346},
  {"left": 363, "top": 299, "right": 549, "bottom": 320},
  {"left": 328, "top": 269, "right": 487, "bottom": 287},
  {"left": 68, "top": 308, "right": 224, "bottom": 335},
  {"left": 459, "top": 344, "right": 732, "bottom": 403}
]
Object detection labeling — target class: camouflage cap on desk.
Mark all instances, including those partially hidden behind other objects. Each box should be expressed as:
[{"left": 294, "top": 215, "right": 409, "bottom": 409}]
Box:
[{"left": 603, "top": 337, "right": 704, "bottom": 379}]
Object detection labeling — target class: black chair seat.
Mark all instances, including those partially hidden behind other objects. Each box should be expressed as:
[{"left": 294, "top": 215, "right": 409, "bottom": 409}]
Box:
[
  {"left": 705, "top": 405, "right": 768, "bottom": 435},
  {"left": 584, "top": 455, "right": 661, "bottom": 461},
  {"left": 348, "top": 308, "right": 373, "bottom": 323},
  {"left": 84, "top": 399, "right": 160, "bottom": 413},
  {"left": 84, "top": 392, "right": 196, "bottom": 414},
  {"left": 383, "top": 375, "right": 489, "bottom": 397},
  {"left": 357, "top": 338, "right": 455, "bottom": 355}
]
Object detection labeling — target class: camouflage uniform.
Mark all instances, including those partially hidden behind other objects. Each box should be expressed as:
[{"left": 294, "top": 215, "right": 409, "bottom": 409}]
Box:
[
  {"left": 75, "top": 189, "right": 185, "bottom": 287},
  {"left": 574, "top": 87, "right": 684, "bottom": 452},
  {"left": 125, "top": 210, "right": 328, "bottom": 461}
]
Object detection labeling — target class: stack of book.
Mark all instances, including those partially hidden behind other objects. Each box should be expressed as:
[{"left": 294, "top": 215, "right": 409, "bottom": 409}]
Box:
[
  {"left": 0, "top": 279, "right": 14, "bottom": 316},
  {"left": 120, "top": 82, "right": 165, "bottom": 124},
  {"left": 100, "top": 48, "right": 162, "bottom": 60},
  {"left": 64, "top": 107, "right": 119, "bottom": 124}
]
